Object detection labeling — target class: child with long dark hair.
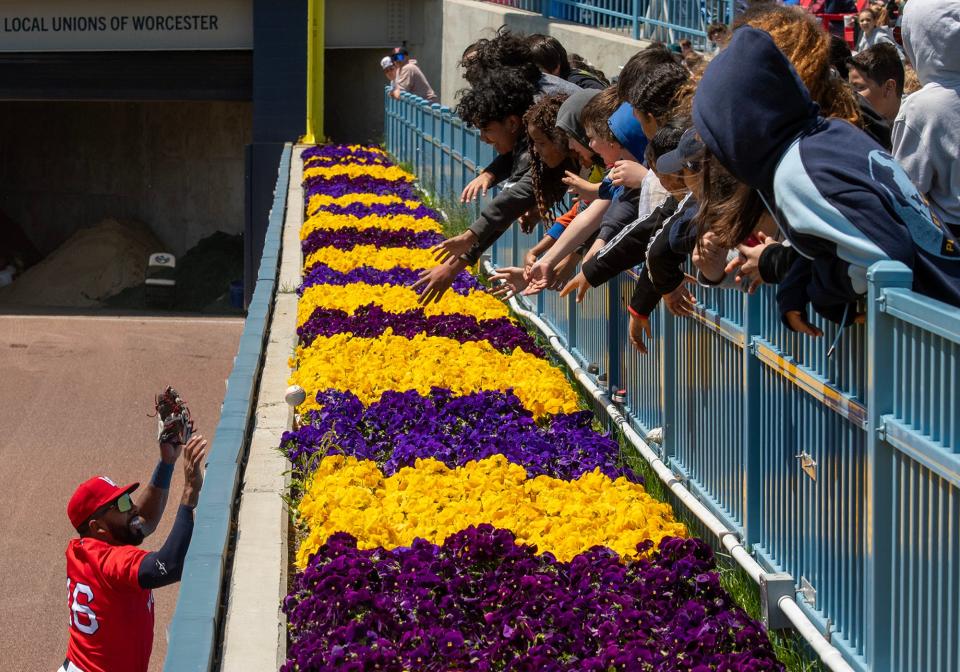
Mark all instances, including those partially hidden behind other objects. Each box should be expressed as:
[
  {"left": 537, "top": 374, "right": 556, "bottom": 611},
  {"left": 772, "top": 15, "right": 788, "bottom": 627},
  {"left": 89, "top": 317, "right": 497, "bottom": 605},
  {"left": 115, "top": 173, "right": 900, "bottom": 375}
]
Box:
[{"left": 416, "top": 93, "right": 575, "bottom": 303}]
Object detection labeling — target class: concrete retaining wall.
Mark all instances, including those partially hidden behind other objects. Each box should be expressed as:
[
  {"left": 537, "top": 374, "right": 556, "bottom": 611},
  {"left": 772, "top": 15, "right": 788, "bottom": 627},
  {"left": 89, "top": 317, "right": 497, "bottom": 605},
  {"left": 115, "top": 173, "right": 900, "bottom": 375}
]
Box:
[
  {"left": 325, "top": 0, "right": 441, "bottom": 144},
  {"left": 0, "top": 100, "right": 251, "bottom": 257},
  {"left": 439, "top": 0, "right": 651, "bottom": 106}
]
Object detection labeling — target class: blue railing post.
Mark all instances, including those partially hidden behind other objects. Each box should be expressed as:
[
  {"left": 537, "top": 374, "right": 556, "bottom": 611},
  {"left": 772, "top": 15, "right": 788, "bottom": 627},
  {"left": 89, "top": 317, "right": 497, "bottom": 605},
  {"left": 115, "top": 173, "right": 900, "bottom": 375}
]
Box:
[
  {"left": 865, "top": 261, "right": 912, "bottom": 671},
  {"left": 414, "top": 97, "right": 424, "bottom": 179},
  {"left": 541, "top": 0, "right": 550, "bottom": 19},
  {"left": 742, "top": 289, "right": 762, "bottom": 544},
  {"left": 659, "top": 307, "right": 677, "bottom": 459},
  {"left": 632, "top": 0, "right": 641, "bottom": 39},
  {"left": 607, "top": 274, "right": 622, "bottom": 398},
  {"left": 440, "top": 107, "right": 450, "bottom": 199},
  {"left": 431, "top": 104, "right": 442, "bottom": 192}
]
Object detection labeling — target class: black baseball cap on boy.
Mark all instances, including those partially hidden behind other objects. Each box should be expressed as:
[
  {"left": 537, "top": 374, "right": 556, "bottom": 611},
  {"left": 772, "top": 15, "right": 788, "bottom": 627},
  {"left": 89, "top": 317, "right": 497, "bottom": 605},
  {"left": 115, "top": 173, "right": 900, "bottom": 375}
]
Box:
[{"left": 656, "top": 128, "right": 705, "bottom": 174}]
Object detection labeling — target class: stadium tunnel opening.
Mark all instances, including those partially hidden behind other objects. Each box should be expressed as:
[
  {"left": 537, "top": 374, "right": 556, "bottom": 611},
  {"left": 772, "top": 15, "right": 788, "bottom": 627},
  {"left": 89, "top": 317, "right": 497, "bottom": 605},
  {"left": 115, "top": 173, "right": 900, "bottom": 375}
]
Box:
[{"left": 0, "top": 49, "right": 258, "bottom": 313}]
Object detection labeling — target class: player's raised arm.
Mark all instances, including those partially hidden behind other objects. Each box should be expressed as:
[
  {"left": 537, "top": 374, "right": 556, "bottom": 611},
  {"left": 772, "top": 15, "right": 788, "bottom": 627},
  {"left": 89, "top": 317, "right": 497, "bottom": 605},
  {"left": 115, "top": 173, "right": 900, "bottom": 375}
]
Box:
[
  {"left": 136, "top": 388, "right": 193, "bottom": 536},
  {"left": 137, "top": 435, "right": 207, "bottom": 590}
]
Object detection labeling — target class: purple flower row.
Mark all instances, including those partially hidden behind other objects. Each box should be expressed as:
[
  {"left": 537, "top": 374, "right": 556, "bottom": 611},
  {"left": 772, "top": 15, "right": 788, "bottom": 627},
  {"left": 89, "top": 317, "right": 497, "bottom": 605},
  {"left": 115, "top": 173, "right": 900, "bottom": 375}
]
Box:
[
  {"left": 301, "top": 227, "right": 445, "bottom": 254},
  {"left": 305, "top": 156, "right": 388, "bottom": 168},
  {"left": 296, "top": 305, "right": 544, "bottom": 355},
  {"left": 282, "top": 388, "right": 630, "bottom": 482},
  {"left": 298, "top": 263, "right": 482, "bottom": 295},
  {"left": 283, "top": 526, "right": 784, "bottom": 672},
  {"left": 303, "top": 174, "right": 418, "bottom": 200},
  {"left": 309, "top": 201, "right": 441, "bottom": 221},
  {"left": 302, "top": 145, "right": 387, "bottom": 163}
]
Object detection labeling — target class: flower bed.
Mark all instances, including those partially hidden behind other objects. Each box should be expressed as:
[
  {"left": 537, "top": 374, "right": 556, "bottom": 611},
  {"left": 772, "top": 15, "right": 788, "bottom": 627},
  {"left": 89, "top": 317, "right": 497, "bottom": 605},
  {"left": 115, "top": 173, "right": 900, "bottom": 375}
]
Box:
[
  {"left": 284, "top": 528, "right": 782, "bottom": 672},
  {"left": 282, "top": 145, "right": 784, "bottom": 671}
]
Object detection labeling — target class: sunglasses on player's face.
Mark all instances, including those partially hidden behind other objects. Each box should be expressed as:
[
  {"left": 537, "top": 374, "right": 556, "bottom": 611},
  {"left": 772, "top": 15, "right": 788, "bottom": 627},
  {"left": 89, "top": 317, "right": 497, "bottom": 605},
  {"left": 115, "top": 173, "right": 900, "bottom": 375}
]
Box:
[{"left": 106, "top": 493, "right": 134, "bottom": 514}]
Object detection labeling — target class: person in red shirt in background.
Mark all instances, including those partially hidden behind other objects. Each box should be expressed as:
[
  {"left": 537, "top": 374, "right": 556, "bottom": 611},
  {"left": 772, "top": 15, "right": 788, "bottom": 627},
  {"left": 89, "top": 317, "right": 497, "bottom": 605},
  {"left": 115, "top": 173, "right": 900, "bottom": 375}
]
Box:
[{"left": 61, "top": 433, "right": 207, "bottom": 672}]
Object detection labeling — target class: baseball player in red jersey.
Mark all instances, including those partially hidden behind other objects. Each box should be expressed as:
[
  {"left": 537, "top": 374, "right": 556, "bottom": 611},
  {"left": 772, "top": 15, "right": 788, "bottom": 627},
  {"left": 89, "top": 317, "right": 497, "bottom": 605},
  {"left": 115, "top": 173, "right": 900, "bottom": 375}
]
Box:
[{"left": 61, "top": 434, "right": 207, "bottom": 672}]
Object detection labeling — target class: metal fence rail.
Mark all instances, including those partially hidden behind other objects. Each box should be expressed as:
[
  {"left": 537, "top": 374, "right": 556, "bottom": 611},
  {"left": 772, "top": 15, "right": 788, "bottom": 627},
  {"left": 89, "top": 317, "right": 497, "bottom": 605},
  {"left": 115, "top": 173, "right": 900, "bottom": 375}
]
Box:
[
  {"left": 385, "top": 91, "right": 960, "bottom": 672},
  {"left": 482, "top": 0, "right": 732, "bottom": 48}
]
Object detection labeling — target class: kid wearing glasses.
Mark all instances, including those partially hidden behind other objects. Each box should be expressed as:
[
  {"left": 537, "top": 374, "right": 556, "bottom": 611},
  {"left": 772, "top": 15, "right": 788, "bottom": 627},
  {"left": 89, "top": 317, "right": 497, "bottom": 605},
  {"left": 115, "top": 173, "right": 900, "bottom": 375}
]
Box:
[{"left": 61, "top": 433, "right": 207, "bottom": 672}]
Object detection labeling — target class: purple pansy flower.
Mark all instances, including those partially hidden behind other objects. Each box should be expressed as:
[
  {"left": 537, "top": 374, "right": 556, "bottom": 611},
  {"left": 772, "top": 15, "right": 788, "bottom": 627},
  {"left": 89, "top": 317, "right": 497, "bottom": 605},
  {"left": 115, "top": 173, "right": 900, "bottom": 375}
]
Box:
[
  {"left": 302, "top": 145, "right": 388, "bottom": 163},
  {"left": 298, "top": 263, "right": 482, "bottom": 295},
  {"left": 296, "top": 305, "right": 543, "bottom": 355},
  {"left": 301, "top": 227, "right": 445, "bottom": 254},
  {"left": 282, "top": 527, "right": 785, "bottom": 671},
  {"left": 309, "top": 201, "right": 441, "bottom": 221},
  {"left": 281, "top": 388, "right": 631, "bottom": 482},
  {"left": 303, "top": 174, "right": 418, "bottom": 200}
]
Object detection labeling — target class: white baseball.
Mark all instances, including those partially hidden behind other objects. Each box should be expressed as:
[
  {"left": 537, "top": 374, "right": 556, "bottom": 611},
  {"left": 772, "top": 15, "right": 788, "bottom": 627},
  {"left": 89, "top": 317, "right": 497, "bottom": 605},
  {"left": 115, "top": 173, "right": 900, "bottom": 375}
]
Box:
[{"left": 285, "top": 385, "right": 307, "bottom": 406}]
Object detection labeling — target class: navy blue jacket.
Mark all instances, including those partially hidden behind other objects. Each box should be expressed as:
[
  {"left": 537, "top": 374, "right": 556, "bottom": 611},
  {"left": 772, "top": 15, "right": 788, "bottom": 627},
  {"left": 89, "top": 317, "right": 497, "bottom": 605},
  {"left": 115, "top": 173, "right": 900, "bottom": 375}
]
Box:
[{"left": 693, "top": 27, "right": 960, "bottom": 326}]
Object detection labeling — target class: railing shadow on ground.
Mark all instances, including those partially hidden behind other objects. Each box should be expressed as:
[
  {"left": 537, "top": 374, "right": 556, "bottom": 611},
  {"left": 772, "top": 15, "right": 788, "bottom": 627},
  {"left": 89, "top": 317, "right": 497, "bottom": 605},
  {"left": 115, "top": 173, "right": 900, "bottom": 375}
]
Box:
[{"left": 386, "top": 89, "right": 960, "bottom": 672}]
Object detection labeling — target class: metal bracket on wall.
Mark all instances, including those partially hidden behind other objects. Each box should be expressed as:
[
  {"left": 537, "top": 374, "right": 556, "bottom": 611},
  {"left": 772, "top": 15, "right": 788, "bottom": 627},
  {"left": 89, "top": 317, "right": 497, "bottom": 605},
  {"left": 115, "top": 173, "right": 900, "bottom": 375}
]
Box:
[
  {"left": 795, "top": 451, "right": 817, "bottom": 481},
  {"left": 800, "top": 576, "right": 817, "bottom": 608}
]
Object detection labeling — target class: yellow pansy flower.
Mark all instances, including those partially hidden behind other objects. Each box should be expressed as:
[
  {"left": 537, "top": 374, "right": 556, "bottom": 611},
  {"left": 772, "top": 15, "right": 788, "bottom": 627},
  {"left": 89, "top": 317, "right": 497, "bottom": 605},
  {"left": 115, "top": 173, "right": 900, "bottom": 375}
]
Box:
[
  {"left": 294, "top": 455, "right": 687, "bottom": 568},
  {"left": 303, "top": 164, "right": 414, "bottom": 182},
  {"left": 296, "top": 284, "right": 510, "bottom": 326},
  {"left": 289, "top": 332, "right": 579, "bottom": 418},
  {"left": 303, "top": 245, "right": 439, "bottom": 273},
  {"left": 301, "top": 212, "right": 442, "bottom": 237}
]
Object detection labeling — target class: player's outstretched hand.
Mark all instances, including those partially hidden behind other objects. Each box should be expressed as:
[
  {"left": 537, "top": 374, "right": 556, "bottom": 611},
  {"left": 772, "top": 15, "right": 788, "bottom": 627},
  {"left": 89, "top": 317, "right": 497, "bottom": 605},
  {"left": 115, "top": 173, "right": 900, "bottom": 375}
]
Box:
[{"left": 181, "top": 435, "right": 208, "bottom": 508}]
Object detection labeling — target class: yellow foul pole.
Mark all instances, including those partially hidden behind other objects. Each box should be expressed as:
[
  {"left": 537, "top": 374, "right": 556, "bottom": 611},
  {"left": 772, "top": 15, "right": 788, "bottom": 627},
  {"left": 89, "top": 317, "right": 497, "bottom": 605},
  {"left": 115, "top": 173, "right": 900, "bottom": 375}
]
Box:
[{"left": 303, "top": 0, "right": 325, "bottom": 143}]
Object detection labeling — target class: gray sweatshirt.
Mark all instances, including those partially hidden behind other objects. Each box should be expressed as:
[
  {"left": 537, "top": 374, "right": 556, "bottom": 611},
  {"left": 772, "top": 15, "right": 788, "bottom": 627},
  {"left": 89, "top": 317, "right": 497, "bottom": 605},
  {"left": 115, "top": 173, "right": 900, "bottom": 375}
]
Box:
[{"left": 892, "top": 0, "right": 960, "bottom": 225}]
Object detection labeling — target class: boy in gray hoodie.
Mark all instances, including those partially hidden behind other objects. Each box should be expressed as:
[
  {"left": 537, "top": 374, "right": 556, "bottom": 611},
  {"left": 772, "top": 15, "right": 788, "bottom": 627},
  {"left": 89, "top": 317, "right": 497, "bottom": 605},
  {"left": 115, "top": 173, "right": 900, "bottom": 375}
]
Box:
[{"left": 892, "top": 0, "right": 960, "bottom": 230}]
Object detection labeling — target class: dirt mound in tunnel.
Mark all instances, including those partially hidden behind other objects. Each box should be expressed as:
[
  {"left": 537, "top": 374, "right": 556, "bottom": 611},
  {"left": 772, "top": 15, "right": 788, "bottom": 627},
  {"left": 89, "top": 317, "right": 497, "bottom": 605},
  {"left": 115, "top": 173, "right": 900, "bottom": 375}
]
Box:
[{"left": 0, "top": 218, "right": 162, "bottom": 308}]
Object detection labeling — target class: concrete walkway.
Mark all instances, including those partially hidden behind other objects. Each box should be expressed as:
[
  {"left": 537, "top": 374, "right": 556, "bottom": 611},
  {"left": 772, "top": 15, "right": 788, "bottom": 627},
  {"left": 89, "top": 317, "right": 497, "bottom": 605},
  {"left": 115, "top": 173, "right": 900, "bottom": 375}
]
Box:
[{"left": 0, "top": 314, "right": 242, "bottom": 672}]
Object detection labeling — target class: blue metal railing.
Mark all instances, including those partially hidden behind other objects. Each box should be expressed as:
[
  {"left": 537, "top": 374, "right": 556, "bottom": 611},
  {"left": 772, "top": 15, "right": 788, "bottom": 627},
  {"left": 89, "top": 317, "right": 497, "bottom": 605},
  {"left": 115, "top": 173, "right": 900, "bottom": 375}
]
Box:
[
  {"left": 482, "top": 0, "right": 731, "bottom": 48},
  {"left": 386, "top": 91, "right": 960, "bottom": 672},
  {"left": 163, "top": 144, "right": 291, "bottom": 672}
]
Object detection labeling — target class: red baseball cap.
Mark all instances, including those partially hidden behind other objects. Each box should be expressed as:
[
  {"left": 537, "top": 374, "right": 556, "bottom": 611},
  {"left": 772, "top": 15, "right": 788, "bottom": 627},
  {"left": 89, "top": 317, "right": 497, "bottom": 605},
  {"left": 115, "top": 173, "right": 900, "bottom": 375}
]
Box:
[{"left": 68, "top": 476, "right": 139, "bottom": 530}]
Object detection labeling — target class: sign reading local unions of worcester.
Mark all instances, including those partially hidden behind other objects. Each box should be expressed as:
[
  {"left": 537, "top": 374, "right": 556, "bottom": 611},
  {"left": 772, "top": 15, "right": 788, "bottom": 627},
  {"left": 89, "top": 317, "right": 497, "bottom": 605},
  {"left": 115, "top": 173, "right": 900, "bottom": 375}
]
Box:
[{"left": 0, "top": 0, "right": 252, "bottom": 51}]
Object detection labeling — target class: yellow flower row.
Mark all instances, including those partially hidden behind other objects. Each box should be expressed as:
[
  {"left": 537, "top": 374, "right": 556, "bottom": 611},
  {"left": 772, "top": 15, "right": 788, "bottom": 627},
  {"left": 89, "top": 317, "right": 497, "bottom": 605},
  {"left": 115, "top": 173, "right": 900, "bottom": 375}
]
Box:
[
  {"left": 289, "top": 332, "right": 579, "bottom": 417},
  {"left": 301, "top": 212, "right": 442, "bottom": 238},
  {"left": 295, "top": 455, "right": 687, "bottom": 567},
  {"left": 304, "top": 245, "right": 440, "bottom": 274},
  {"left": 297, "top": 284, "right": 510, "bottom": 327},
  {"left": 304, "top": 164, "right": 413, "bottom": 182},
  {"left": 306, "top": 193, "right": 419, "bottom": 215}
]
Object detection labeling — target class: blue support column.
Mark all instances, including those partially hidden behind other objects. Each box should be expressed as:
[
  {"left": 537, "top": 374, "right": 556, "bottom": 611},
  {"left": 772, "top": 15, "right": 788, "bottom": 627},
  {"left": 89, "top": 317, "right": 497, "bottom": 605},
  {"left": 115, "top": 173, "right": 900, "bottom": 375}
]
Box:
[{"left": 864, "top": 260, "right": 912, "bottom": 671}]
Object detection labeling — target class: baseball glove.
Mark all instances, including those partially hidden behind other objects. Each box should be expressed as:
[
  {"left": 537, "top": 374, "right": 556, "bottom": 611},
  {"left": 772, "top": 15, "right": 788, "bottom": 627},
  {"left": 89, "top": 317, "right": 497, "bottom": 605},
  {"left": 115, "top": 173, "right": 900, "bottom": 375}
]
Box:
[{"left": 155, "top": 386, "right": 193, "bottom": 446}]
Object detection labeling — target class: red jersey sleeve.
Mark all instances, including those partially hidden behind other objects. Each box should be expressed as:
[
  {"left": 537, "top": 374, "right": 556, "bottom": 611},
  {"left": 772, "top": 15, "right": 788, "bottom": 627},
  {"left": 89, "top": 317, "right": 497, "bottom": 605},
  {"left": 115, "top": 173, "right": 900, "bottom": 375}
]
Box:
[{"left": 98, "top": 545, "right": 149, "bottom": 592}]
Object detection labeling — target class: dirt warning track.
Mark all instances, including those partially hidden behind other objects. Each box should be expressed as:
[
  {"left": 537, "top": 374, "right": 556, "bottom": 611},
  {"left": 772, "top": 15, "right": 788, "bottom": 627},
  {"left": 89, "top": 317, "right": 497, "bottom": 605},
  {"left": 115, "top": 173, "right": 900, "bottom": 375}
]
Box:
[{"left": 0, "top": 314, "right": 243, "bottom": 672}]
